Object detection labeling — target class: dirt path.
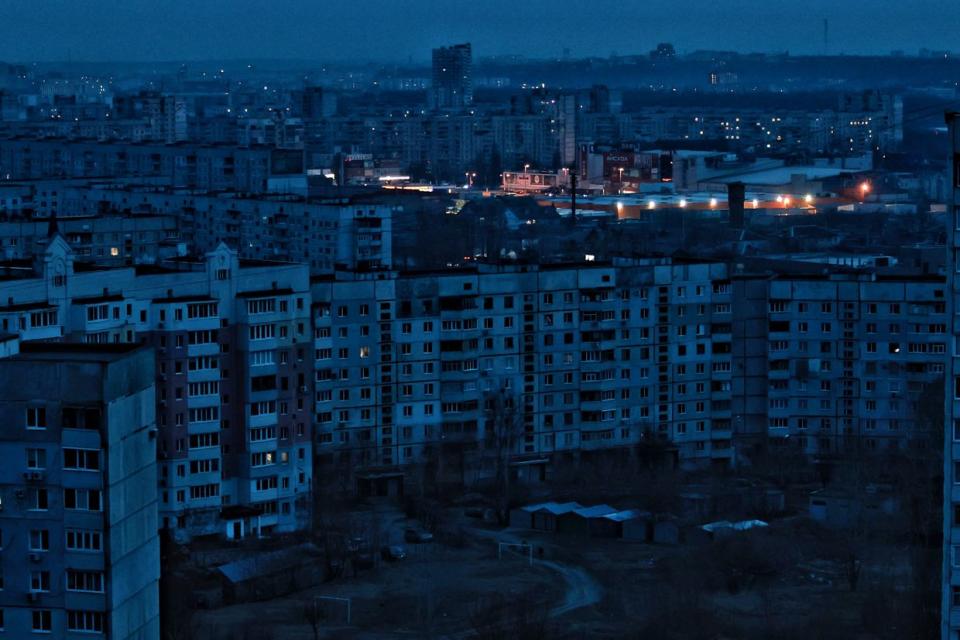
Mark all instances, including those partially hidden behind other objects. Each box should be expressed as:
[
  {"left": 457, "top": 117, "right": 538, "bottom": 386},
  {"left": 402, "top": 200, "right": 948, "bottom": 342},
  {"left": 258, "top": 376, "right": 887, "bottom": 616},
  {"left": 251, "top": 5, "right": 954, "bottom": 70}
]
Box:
[
  {"left": 539, "top": 559, "right": 603, "bottom": 616},
  {"left": 465, "top": 526, "right": 603, "bottom": 619}
]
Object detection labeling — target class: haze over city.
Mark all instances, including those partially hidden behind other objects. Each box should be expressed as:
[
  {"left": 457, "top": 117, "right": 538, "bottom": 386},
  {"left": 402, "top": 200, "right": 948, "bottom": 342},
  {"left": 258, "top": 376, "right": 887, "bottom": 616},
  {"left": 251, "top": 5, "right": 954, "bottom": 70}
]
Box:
[{"left": 1, "top": 0, "right": 958, "bottom": 61}]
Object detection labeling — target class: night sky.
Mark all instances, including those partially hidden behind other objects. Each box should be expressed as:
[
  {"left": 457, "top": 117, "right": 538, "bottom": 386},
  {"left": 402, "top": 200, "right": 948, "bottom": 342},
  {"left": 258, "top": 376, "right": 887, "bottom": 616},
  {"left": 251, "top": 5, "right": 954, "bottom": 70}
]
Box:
[{"left": 1, "top": 0, "right": 955, "bottom": 62}]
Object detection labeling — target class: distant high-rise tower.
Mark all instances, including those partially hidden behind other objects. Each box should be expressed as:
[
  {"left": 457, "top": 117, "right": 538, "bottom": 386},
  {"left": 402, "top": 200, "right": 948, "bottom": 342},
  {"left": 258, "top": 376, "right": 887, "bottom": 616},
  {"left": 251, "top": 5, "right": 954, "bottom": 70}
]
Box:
[
  {"left": 300, "top": 86, "right": 338, "bottom": 119},
  {"left": 431, "top": 43, "right": 473, "bottom": 110}
]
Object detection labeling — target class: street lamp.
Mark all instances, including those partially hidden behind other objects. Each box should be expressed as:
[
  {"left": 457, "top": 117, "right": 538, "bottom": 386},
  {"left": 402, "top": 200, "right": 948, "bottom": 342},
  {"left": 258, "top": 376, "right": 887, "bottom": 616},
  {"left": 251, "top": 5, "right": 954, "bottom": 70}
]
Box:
[
  {"left": 859, "top": 181, "right": 871, "bottom": 200},
  {"left": 618, "top": 167, "right": 624, "bottom": 194},
  {"left": 524, "top": 163, "right": 531, "bottom": 173}
]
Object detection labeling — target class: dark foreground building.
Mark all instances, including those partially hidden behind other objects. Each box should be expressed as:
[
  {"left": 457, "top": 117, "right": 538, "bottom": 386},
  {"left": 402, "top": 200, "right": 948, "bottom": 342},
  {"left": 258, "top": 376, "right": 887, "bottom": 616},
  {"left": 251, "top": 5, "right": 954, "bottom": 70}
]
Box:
[{"left": 0, "top": 340, "right": 160, "bottom": 639}]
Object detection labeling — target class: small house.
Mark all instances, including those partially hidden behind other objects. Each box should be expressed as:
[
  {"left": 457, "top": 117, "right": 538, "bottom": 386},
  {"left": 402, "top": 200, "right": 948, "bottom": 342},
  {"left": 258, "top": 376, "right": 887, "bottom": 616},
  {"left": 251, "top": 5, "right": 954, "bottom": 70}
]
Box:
[
  {"left": 556, "top": 504, "right": 618, "bottom": 536},
  {"left": 590, "top": 509, "right": 649, "bottom": 538},
  {"left": 532, "top": 502, "right": 583, "bottom": 532}
]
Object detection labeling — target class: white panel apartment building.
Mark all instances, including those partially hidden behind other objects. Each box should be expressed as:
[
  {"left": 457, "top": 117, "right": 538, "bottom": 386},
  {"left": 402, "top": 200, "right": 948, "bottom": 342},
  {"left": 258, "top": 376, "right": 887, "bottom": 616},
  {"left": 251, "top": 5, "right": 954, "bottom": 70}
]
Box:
[
  {"left": 311, "top": 259, "right": 737, "bottom": 490},
  {"left": 764, "top": 274, "right": 946, "bottom": 456},
  {"left": 0, "top": 237, "right": 313, "bottom": 541}
]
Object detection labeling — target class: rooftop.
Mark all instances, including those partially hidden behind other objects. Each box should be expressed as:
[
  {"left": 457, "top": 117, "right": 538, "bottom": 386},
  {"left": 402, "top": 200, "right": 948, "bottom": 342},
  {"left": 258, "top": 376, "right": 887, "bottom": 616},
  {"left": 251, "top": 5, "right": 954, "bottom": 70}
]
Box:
[{"left": 14, "top": 340, "right": 147, "bottom": 363}]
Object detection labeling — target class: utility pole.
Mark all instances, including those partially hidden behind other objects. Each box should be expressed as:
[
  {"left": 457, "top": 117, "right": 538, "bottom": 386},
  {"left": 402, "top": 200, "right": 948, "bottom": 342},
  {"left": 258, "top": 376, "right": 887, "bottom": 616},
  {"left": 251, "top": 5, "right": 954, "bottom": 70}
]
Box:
[{"left": 569, "top": 170, "right": 577, "bottom": 225}]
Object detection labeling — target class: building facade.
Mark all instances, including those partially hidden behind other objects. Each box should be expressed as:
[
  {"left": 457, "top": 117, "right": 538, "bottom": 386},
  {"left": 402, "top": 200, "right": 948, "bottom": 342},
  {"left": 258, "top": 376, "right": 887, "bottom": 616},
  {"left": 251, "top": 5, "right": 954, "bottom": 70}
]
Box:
[
  {"left": 0, "top": 238, "right": 314, "bottom": 541},
  {"left": 943, "top": 112, "right": 960, "bottom": 640},
  {"left": 431, "top": 44, "right": 473, "bottom": 110},
  {"left": 0, "top": 340, "right": 160, "bottom": 639}
]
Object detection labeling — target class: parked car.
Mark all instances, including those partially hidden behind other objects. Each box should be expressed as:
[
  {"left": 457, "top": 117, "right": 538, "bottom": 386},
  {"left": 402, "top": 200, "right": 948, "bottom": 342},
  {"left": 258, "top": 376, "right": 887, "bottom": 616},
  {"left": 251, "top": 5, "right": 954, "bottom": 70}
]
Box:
[
  {"left": 404, "top": 528, "right": 434, "bottom": 543},
  {"left": 381, "top": 545, "right": 407, "bottom": 561}
]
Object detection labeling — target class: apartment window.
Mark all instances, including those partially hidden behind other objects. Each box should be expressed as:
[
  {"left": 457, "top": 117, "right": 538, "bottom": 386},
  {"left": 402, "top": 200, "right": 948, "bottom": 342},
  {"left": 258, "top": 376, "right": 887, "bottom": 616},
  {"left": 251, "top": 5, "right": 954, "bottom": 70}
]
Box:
[
  {"left": 65, "top": 529, "right": 102, "bottom": 552},
  {"left": 189, "top": 484, "right": 220, "bottom": 500},
  {"left": 67, "top": 611, "right": 105, "bottom": 634},
  {"left": 29, "top": 530, "right": 49, "bottom": 552},
  {"left": 251, "top": 452, "right": 275, "bottom": 467},
  {"left": 31, "top": 489, "right": 48, "bottom": 511},
  {"left": 86, "top": 304, "right": 110, "bottom": 322},
  {"left": 26, "top": 407, "right": 46, "bottom": 430},
  {"left": 30, "top": 571, "right": 50, "bottom": 592},
  {"left": 26, "top": 448, "right": 46, "bottom": 470},
  {"left": 66, "top": 570, "right": 104, "bottom": 593},
  {"left": 246, "top": 298, "right": 276, "bottom": 315},
  {"left": 190, "top": 459, "right": 219, "bottom": 474},
  {"left": 189, "top": 433, "right": 220, "bottom": 449},
  {"left": 189, "top": 407, "right": 219, "bottom": 423},
  {"left": 250, "top": 400, "right": 277, "bottom": 417},
  {"left": 64, "top": 489, "right": 101, "bottom": 511},
  {"left": 63, "top": 448, "right": 100, "bottom": 471},
  {"left": 32, "top": 609, "right": 51, "bottom": 633},
  {"left": 249, "top": 324, "right": 276, "bottom": 341}
]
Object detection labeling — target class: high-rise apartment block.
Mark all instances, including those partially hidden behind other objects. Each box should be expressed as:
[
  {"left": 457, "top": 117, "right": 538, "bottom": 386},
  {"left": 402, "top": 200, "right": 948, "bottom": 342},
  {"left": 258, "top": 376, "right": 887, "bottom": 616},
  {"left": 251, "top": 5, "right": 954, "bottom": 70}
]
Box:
[
  {"left": 2, "top": 237, "right": 314, "bottom": 541},
  {"left": 431, "top": 44, "right": 473, "bottom": 110},
  {"left": 943, "top": 112, "right": 960, "bottom": 640},
  {"left": 0, "top": 340, "right": 160, "bottom": 639},
  {"left": 311, "top": 260, "right": 946, "bottom": 488},
  {"left": 0, "top": 224, "right": 947, "bottom": 540},
  {"left": 0, "top": 181, "right": 393, "bottom": 273}
]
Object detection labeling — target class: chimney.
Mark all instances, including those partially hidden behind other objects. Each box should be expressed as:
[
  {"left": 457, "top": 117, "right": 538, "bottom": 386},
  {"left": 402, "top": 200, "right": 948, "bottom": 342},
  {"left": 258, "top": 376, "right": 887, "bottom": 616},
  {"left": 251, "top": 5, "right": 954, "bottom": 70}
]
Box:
[{"left": 727, "top": 181, "right": 746, "bottom": 229}]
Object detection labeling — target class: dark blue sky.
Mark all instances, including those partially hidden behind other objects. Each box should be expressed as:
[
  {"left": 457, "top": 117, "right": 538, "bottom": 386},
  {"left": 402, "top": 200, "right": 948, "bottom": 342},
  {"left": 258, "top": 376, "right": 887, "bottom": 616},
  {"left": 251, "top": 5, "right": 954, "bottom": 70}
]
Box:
[{"left": 1, "top": 0, "right": 954, "bottom": 62}]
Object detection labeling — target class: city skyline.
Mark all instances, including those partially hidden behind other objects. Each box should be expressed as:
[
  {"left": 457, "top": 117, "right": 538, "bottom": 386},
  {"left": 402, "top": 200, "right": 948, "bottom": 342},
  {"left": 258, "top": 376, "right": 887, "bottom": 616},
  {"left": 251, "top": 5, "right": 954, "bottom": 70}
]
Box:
[{"left": 0, "top": 0, "right": 957, "bottom": 63}]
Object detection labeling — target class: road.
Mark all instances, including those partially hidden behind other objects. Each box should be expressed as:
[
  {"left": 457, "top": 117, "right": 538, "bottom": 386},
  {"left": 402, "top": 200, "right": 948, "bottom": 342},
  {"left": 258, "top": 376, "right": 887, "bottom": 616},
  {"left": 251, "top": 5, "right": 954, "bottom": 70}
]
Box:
[
  {"left": 540, "top": 559, "right": 603, "bottom": 616},
  {"left": 465, "top": 525, "right": 603, "bottom": 619}
]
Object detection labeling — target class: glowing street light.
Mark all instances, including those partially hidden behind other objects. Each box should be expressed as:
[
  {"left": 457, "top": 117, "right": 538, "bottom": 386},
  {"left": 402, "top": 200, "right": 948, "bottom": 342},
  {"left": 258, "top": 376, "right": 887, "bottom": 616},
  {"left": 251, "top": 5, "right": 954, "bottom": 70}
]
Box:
[
  {"left": 751, "top": 198, "right": 760, "bottom": 208},
  {"left": 524, "top": 163, "right": 531, "bottom": 173},
  {"left": 679, "top": 198, "right": 688, "bottom": 208},
  {"left": 709, "top": 198, "right": 718, "bottom": 208},
  {"left": 860, "top": 181, "right": 871, "bottom": 198},
  {"left": 804, "top": 194, "right": 814, "bottom": 204},
  {"left": 783, "top": 196, "right": 792, "bottom": 207},
  {"left": 647, "top": 200, "right": 656, "bottom": 210}
]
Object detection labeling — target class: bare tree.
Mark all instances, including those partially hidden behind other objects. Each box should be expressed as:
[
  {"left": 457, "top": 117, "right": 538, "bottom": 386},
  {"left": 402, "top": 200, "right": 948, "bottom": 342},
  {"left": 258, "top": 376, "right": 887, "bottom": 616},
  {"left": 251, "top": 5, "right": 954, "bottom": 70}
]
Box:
[
  {"left": 483, "top": 382, "right": 525, "bottom": 524},
  {"left": 302, "top": 599, "right": 326, "bottom": 640}
]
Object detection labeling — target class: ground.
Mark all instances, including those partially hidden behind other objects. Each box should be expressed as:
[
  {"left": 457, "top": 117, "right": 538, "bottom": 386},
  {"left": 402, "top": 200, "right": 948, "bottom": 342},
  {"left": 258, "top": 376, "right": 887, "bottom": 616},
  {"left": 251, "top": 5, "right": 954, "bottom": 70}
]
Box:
[{"left": 184, "top": 503, "right": 924, "bottom": 639}]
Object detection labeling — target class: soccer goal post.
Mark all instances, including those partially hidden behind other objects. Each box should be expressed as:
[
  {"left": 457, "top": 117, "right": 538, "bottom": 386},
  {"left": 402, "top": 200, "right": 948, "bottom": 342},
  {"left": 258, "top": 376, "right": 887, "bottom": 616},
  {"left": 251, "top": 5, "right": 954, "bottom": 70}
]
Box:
[{"left": 497, "top": 541, "right": 533, "bottom": 566}]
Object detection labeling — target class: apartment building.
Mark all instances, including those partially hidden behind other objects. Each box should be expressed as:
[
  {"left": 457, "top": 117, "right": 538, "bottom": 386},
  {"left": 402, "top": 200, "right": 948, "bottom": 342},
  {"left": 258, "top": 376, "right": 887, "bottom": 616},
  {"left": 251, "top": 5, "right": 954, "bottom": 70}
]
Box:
[
  {"left": 61, "top": 185, "right": 393, "bottom": 273},
  {"left": 0, "top": 237, "right": 314, "bottom": 541},
  {"left": 0, "top": 340, "right": 159, "bottom": 639},
  {"left": 0, "top": 137, "right": 303, "bottom": 193},
  {"left": 310, "top": 259, "right": 738, "bottom": 492},
  {"left": 0, "top": 211, "right": 179, "bottom": 264},
  {"left": 0, "top": 229, "right": 947, "bottom": 534},
  {"left": 942, "top": 112, "right": 960, "bottom": 640},
  {"left": 763, "top": 274, "right": 945, "bottom": 456},
  {"left": 310, "top": 258, "right": 949, "bottom": 491}
]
